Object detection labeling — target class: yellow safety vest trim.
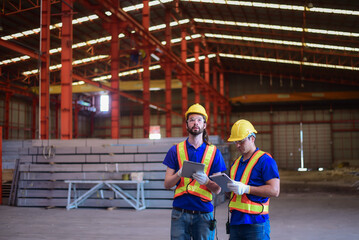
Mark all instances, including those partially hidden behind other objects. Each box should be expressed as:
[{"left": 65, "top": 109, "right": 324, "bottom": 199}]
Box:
[
  {"left": 174, "top": 140, "right": 216, "bottom": 201},
  {"left": 229, "top": 150, "right": 270, "bottom": 215}
]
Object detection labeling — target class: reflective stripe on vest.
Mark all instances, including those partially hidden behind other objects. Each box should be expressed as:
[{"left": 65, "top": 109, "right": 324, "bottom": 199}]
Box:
[
  {"left": 229, "top": 150, "right": 270, "bottom": 215},
  {"left": 174, "top": 141, "right": 216, "bottom": 201}
]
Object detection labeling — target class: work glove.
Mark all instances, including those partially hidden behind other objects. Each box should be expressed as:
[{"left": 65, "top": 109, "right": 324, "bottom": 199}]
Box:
[
  {"left": 177, "top": 168, "right": 183, "bottom": 178},
  {"left": 192, "top": 172, "right": 210, "bottom": 185},
  {"left": 227, "top": 181, "right": 250, "bottom": 195}
]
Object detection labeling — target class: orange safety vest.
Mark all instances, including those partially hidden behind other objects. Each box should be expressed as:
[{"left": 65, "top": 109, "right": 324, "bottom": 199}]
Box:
[
  {"left": 174, "top": 140, "right": 216, "bottom": 202},
  {"left": 229, "top": 150, "right": 270, "bottom": 215}
]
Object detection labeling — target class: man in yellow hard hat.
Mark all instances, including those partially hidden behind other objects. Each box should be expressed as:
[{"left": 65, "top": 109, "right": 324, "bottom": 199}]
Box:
[
  {"left": 163, "top": 103, "right": 227, "bottom": 240},
  {"left": 226, "top": 119, "right": 280, "bottom": 240}
]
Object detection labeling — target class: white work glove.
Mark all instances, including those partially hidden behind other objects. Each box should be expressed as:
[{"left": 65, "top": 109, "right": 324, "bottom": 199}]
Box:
[
  {"left": 192, "top": 172, "right": 210, "bottom": 185},
  {"left": 227, "top": 181, "right": 250, "bottom": 195},
  {"left": 177, "top": 168, "right": 183, "bottom": 178}
]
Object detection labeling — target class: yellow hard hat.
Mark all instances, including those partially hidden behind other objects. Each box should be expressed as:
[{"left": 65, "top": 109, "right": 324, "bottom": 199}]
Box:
[
  {"left": 185, "top": 103, "right": 208, "bottom": 121},
  {"left": 228, "top": 119, "right": 257, "bottom": 142}
]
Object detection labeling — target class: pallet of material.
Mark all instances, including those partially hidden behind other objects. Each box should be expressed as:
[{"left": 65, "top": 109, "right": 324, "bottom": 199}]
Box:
[{"left": 13, "top": 137, "right": 229, "bottom": 209}]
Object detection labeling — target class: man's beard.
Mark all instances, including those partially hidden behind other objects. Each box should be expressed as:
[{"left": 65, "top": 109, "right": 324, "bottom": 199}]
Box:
[{"left": 187, "top": 126, "right": 204, "bottom": 136}]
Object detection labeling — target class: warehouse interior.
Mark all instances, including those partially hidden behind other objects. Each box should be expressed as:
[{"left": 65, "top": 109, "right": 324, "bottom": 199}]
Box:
[{"left": 0, "top": 0, "right": 358, "bottom": 239}]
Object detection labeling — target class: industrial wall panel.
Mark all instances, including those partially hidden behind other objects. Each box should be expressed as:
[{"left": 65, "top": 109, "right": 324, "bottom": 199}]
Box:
[
  {"left": 100, "top": 154, "right": 135, "bottom": 163},
  {"left": 29, "top": 147, "right": 39, "bottom": 154},
  {"left": 155, "top": 137, "right": 185, "bottom": 145},
  {"left": 48, "top": 139, "right": 87, "bottom": 147},
  {"left": 255, "top": 132, "right": 272, "bottom": 154},
  {"left": 18, "top": 180, "right": 68, "bottom": 189},
  {"left": 85, "top": 138, "right": 118, "bottom": 146},
  {"left": 138, "top": 144, "right": 172, "bottom": 153},
  {"left": 143, "top": 163, "right": 167, "bottom": 171},
  {"left": 273, "top": 124, "right": 301, "bottom": 169},
  {"left": 123, "top": 146, "right": 138, "bottom": 153},
  {"left": 19, "top": 164, "right": 30, "bottom": 172},
  {"left": 29, "top": 164, "right": 82, "bottom": 172},
  {"left": 18, "top": 179, "right": 167, "bottom": 190},
  {"left": 19, "top": 155, "right": 33, "bottom": 163},
  {"left": 11, "top": 138, "right": 228, "bottom": 209},
  {"left": 36, "top": 154, "right": 86, "bottom": 163},
  {"left": 333, "top": 132, "right": 359, "bottom": 165},
  {"left": 2, "top": 140, "right": 23, "bottom": 149},
  {"left": 76, "top": 146, "right": 92, "bottom": 154},
  {"left": 86, "top": 155, "right": 101, "bottom": 162},
  {"left": 134, "top": 154, "right": 147, "bottom": 162},
  {"left": 273, "top": 123, "right": 332, "bottom": 169},
  {"left": 92, "top": 146, "right": 124, "bottom": 154},
  {"left": 118, "top": 138, "right": 154, "bottom": 145},
  {"left": 147, "top": 153, "right": 166, "bottom": 162},
  {"left": 19, "top": 172, "right": 165, "bottom": 181},
  {"left": 17, "top": 189, "right": 174, "bottom": 199},
  {"left": 302, "top": 123, "right": 332, "bottom": 169},
  {"left": 82, "top": 163, "right": 144, "bottom": 172}
]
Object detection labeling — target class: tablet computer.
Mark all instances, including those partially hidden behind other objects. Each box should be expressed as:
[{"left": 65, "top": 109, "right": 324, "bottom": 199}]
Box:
[
  {"left": 181, "top": 161, "right": 205, "bottom": 178},
  {"left": 209, "top": 173, "right": 233, "bottom": 192}
]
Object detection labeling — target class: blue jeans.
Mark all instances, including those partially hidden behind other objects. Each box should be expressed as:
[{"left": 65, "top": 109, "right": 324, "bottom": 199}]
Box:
[
  {"left": 171, "top": 208, "right": 215, "bottom": 240},
  {"left": 230, "top": 220, "right": 270, "bottom": 240}
]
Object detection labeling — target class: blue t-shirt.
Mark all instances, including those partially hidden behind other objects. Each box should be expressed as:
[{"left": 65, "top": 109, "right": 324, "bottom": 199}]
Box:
[
  {"left": 230, "top": 148, "right": 280, "bottom": 225},
  {"left": 162, "top": 138, "right": 227, "bottom": 212}
]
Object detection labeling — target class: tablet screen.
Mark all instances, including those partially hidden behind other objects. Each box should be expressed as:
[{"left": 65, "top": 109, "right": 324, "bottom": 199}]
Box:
[
  {"left": 209, "top": 173, "right": 233, "bottom": 192},
  {"left": 181, "top": 161, "right": 205, "bottom": 178}
]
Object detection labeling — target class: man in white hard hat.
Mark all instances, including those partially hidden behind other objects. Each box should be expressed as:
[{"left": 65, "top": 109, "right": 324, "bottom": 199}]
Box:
[
  {"left": 163, "top": 103, "right": 227, "bottom": 240},
  {"left": 226, "top": 119, "right": 280, "bottom": 240}
]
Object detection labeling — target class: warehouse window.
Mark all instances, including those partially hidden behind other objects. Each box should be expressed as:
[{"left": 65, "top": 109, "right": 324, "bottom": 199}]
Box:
[{"left": 100, "top": 94, "right": 109, "bottom": 112}]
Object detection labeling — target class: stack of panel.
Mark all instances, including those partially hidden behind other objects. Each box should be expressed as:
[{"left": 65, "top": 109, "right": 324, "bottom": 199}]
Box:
[{"left": 13, "top": 136, "right": 229, "bottom": 209}]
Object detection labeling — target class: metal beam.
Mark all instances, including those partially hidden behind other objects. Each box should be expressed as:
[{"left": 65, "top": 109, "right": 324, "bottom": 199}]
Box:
[
  {"left": 60, "top": 0, "right": 73, "bottom": 140},
  {"left": 39, "top": 0, "right": 51, "bottom": 139},
  {"left": 4, "top": 93, "right": 11, "bottom": 139},
  {"left": 70, "top": 74, "right": 181, "bottom": 117},
  {"left": 110, "top": 6, "right": 120, "bottom": 139},
  {"left": 94, "top": 0, "right": 229, "bottom": 105},
  {"left": 34, "top": 79, "right": 185, "bottom": 94},
  {"left": 224, "top": 68, "right": 359, "bottom": 87},
  {"left": 0, "top": 39, "right": 44, "bottom": 61},
  {"left": 231, "top": 91, "right": 359, "bottom": 104},
  {"left": 142, "top": 0, "right": 150, "bottom": 138},
  {"left": 165, "top": 9, "right": 172, "bottom": 138},
  {"left": 0, "top": 126, "right": 2, "bottom": 204},
  {"left": 181, "top": 27, "right": 188, "bottom": 136},
  {"left": 0, "top": 85, "right": 34, "bottom": 97}
]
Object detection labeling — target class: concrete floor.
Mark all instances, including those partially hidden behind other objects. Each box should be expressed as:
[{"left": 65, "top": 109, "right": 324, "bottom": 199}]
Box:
[{"left": 0, "top": 192, "right": 358, "bottom": 240}]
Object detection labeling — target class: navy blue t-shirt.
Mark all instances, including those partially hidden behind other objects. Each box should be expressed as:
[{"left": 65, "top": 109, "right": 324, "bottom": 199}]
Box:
[{"left": 163, "top": 138, "right": 227, "bottom": 212}]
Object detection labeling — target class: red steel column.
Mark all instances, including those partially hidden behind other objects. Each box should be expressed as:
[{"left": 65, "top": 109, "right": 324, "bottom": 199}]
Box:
[
  {"left": 0, "top": 126, "right": 2, "bottom": 204},
  {"left": 225, "top": 78, "right": 230, "bottom": 137},
  {"left": 111, "top": 7, "right": 120, "bottom": 139},
  {"left": 181, "top": 27, "right": 188, "bottom": 136},
  {"left": 40, "top": 0, "right": 50, "bottom": 139},
  {"left": 73, "top": 102, "right": 78, "bottom": 138},
  {"left": 212, "top": 68, "right": 218, "bottom": 135},
  {"left": 226, "top": 106, "right": 230, "bottom": 139},
  {"left": 165, "top": 9, "right": 172, "bottom": 137},
  {"left": 194, "top": 41, "right": 200, "bottom": 103},
  {"left": 60, "top": 0, "right": 73, "bottom": 139},
  {"left": 142, "top": 0, "right": 150, "bottom": 138},
  {"left": 219, "top": 70, "right": 225, "bottom": 138},
  {"left": 204, "top": 54, "right": 210, "bottom": 133},
  {"left": 4, "top": 93, "right": 10, "bottom": 139},
  {"left": 55, "top": 98, "right": 59, "bottom": 138},
  {"left": 32, "top": 97, "right": 37, "bottom": 139}
]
